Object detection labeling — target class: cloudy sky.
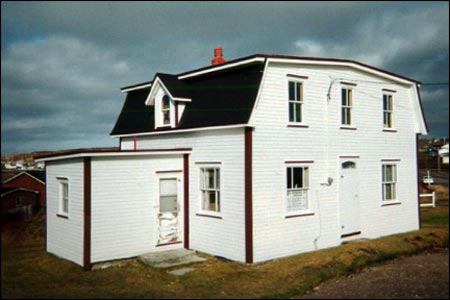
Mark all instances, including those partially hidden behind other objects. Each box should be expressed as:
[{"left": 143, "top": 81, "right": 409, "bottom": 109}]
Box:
[{"left": 1, "top": 1, "right": 449, "bottom": 155}]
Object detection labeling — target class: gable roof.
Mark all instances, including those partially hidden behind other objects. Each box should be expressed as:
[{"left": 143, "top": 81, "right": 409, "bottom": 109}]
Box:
[
  {"left": 111, "top": 62, "right": 265, "bottom": 136},
  {"left": 113, "top": 53, "right": 426, "bottom": 137},
  {"left": 3, "top": 171, "right": 46, "bottom": 185},
  {"left": 1, "top": 187, "right": 40, "bottom": 197}
]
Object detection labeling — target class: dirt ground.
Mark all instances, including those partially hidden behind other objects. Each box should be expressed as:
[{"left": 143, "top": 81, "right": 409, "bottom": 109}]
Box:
[{"left": 300, "top": 248, "right": 449, "bottom": 299}]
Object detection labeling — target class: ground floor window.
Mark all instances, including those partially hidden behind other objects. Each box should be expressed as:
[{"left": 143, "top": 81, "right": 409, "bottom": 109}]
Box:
[
  {"left": 382, "top": 164, "right": 397, "bottom": 201},
  {"left": 286, "top": 166, "right": 309, "bottom": 212},
  {"left": 200, "top": 167, "right": 220, "bottom": 213},
  {"left": 58, "top": 177, "right": 69, "bottom": 216}
]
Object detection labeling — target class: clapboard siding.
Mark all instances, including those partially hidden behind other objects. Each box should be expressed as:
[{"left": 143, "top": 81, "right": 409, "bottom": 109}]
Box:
[
  {"left": 91, "top": 155, "right": 183, "bottom": 263},
  {"left": 46, "top": 159, "right": 84, "bottom": 266},
  {"left": 129, "top": 128, "right": 246, "bottom": 262},
  {"left": 251, "top": 62, "right": 419, "bottom": 262}
]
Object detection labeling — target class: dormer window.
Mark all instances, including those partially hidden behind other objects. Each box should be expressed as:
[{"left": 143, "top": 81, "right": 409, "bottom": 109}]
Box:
[{"left": 162, "top": 95, "right": 171, "bottom": 125}]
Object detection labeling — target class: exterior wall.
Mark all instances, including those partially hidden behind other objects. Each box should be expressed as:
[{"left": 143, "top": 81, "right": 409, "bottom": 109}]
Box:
[
  {"left": 90, "top": 155, "right": 183, "bottom": 263},
  {"left": 1, "top": 190, "right": 39, "bottom": 218},
  {"left": 122, "top": 128, "right": 246, "bottom": 262},
  {"left": 3, "top": 174, "right": 46, "bottom": 206},
  {"left": 46, "top": 159, "right": 84, "bottom": 266},
  {"left": 251, "top": 62, "right": 420, "bottom": 262}
]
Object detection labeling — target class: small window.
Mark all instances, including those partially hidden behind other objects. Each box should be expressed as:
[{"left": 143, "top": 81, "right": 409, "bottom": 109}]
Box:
[
  {"left": 341, "top": 88, "right": 353, "bottom": 126},
  {"left": 200, "top": 167, "right": 220, "bottom": 213},
  {"left": 15, "top": 197, "right": 23, "bottom": 207},
  {"left": 161, "top": 95, "right": 171, "bottom": 125},
  {"left": 382, "top": 164, "right": 397, "bottom": 201},
  {"left": 58, "top": 178, "right": 69, "bottom": 215},
  {"left": 383, "top": 94, "right": 393, "bottom": 128},
  {"left": 288, "top": 81, "right": 303, "bottom": 123},
  {"left": 286, "top": 166, "right": 310, "bottom": 212},
  {"left": 342, "top": 161, "right": 356, "bottom": 169}
]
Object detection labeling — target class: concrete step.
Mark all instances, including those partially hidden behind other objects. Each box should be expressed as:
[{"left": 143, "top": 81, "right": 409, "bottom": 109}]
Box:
[{"left": 138, "top": 249, "right": 206, "bottom": 269}]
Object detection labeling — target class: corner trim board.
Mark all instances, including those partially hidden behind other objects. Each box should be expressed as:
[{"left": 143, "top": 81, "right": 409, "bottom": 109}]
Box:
[
  {"left": 183, "top": 154, "right": 190, "bottom": 249},
  {"left": 245, "top": 127, "right": 253, "bottom": 264},
  {"left": 83, "top": 157, "right": 92, "bottom": 271}
]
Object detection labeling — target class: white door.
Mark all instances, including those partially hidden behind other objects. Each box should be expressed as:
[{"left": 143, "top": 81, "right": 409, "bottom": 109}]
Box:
[
  {"left": 339, "top": 160, "right": 360, "bottom": 236},
  {"left": 157, "top": 175, "right": 182, "bottom": 245}
]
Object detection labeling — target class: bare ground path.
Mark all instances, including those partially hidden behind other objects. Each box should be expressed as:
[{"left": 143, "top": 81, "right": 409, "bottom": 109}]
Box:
[{"left": 300, "top": 248, "right": 449, "bottom": 299}]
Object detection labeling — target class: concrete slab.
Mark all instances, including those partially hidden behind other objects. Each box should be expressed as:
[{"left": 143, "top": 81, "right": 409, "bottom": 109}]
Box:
[
  {"left": 168, "top": 267, "right": 195, "bottom": 276},
  {"left": 138, "top": 249, "right": 206, "bottom": 269}
]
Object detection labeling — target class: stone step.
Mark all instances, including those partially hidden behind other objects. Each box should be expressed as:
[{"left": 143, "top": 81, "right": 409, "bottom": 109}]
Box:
[{"left": 138, "top": 249, "right": 206, "bottom": 269}]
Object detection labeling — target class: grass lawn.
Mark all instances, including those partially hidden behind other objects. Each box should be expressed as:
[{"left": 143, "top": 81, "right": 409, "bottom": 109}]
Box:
[{"left": 1, "top": 206, "right": 448, "bottom": 299}]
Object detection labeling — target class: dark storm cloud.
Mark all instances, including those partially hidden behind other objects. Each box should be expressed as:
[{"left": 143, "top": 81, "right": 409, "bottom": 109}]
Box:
[{"left": 1, "top": 1, "right": 448, "bottom": 155}]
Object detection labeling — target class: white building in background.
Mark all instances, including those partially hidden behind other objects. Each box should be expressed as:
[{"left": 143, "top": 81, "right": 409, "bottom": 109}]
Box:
[
  {"left": 37, "top": 50, "right": 428, "bottom": 270},
  {"left": 439, "top": 143, "right": 449, "bottom": 164}
]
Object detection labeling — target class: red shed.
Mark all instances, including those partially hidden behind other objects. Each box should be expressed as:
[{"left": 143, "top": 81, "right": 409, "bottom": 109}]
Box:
[
  {"left": 1, "top": 187, "right": 40, "bottom": 220},
  {"left": 2, "top": 171, "right": 46, "bottom": 206}
]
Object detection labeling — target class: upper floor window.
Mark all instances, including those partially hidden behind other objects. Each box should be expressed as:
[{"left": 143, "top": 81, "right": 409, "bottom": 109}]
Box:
[
  {"left": 341, "top": 88, "right": 353, "bottom": 126},
  {"left": 382, "top": 164, "right": 397, "bottom": 201},
  {"left": 286, "top": 166, "right": 310, "bottom": 212},
  {"left": 161, "top": 95, "right": 171, "bottom": 126},
  {"left": 288, "top": 81, "right": 303, "bottom": 123},
  {"left": 383, "top": 94, "right": 393, "bottom": 128}
]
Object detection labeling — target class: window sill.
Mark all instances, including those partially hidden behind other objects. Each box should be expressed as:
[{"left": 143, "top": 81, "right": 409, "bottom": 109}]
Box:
[
  {"left": 381, "top": 201, "right": 401, "bottom": 207},
  {"left": 340, "top": 126, "right": 357, "bottom": 130},
  {"left": 287, "top": 123, "right": 309, "bottom": 128},
  {"left": 56, "top": 213, "right": 69, "bottom": 219},
  {"left": 285, "top": 212, "right": 315, "bottom": 219},
  {"left": 382, "top": 128, "right": 397, "bottom": 133},
  {"left": 196, "top": 213, "right": 222, "bottom": 219}
]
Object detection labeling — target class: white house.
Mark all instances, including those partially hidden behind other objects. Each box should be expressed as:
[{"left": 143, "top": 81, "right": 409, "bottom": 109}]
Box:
[
  {"left": 439, "top": 143, "right": 449, "bottom": 165},
  {"left": 37, "top": 49, "right": 428, "bottom": 270}
]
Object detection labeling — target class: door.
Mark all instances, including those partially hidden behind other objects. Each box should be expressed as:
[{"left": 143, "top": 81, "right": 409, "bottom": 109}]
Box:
[
  {"left": 157, "top": 174, "right": 182, "bottom": 245},
  {"left": 339, "top": 160, "right": 360, "bottom": 236}
]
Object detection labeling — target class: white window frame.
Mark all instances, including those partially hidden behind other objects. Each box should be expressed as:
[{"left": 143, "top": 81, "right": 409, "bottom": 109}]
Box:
[
  {"left": 341, "top": 87, "right": 353, "bottom": 126},
  {"left": 285, "top": 164, "right": 311, "bottom": 215},
  {"left": 288, "top": 80, "right": 305, "bottom": 124},
  {"left": 382, "top": 164, "right": 398, "bottom": 203},
  {"left": 383, "top": 93, "right": 394, "bottom": 129},
  {"left": 57, "top": 177, "right": 69, "bottom": 217},
  {"left": 198, "top": 164, "right": 221, "bottom": 216}
]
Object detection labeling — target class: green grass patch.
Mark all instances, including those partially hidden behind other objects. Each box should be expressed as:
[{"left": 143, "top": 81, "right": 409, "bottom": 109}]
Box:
[{"left": 1, "top": 206, "right": 448, "bottom": 299}]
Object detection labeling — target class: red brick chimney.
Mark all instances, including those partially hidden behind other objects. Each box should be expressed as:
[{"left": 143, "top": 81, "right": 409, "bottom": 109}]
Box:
[{"left": 211, "top": 47, "right": 226, "bottom": 65}]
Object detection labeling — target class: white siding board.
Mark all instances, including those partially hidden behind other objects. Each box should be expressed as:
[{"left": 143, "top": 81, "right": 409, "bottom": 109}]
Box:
[
  {"left": 129, "top": 128, "right": 246, "bottom": 262},
  {"left": 251, "top": 62, "right": 420, "bottom": 263},
  {"left": 46, "top": 159, "right": 84, "bottom": 266}
]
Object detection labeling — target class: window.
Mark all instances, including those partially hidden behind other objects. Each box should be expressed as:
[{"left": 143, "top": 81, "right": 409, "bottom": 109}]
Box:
[
  {"left": 15, "top": 197, "right": 23, "bottom": 207},
  {"left": 341, "top": 88, "right": 353, "bottom": 126},
  {"left": 288, "top": 81, "right": 303, "bottom": 123},
  {"left": 161, "top": 95, "right": 171, "bottom": 125},
  {"left": 342, "top": 161, "right": 356, "bottom": 169},
  {"left": 58, "top": 178, "right": 69, "bottom": 215},
  {"left": 382, "top": 164, "right": 397, "bottom": 201},
  {"left": 200, "top": 167, "right": 220, "bottom": 213},
  {"left": 286, "top": 166, "right": 309, "bottom": 212},
  {"left": 383, "top": 94, "right": 393, "bottom": 128}
]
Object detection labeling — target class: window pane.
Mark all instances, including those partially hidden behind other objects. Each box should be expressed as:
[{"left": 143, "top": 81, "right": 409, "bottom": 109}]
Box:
[
  {"left": 289, "top": 82, "right": 295, "bottom": 100},
  {"left": 203, "top": 191, "right": 216, "bottom": 211},
  {"left": 347, "top": 90, "right": 352, "bottom": 106},
  {"left": 292, "top": 167, "right": 304, "bottom": 188},
  {"left": 342, "top": 108, "right": 346, "bottom": 125},
  {"left": 289, "top": 103, "right": 295, "bottom": 122},
  {"left": 63, "top": 198, "right": 68, "bottom": 213},
  {"left": 303, "top": 167, "right": 309, "bottom": 188},
  {"left": 62, "top": 183, "right": 68, "bottom": 198},
  {"left": 287, "top": 190, "right": 308, "bottom": 211},
  {"left": 296, "top": 103, "right": 302, "bottom": 123},
  {"left": 342, "top": 89, "right": 347, "bottom": 105},
  {"left": 383, "top": 95, "right": 387, "bottom": 110},
  {"left": 296, "top": 82, "right": 302, "bottom": 101},
  {"left": 162, "top": 95, "right": 170, "bottom": 109},
  {"left": 385, "top": 165, "right": 393, "bottom": 182},
  {"left": 160, "top": 179, "right": 177, "bottom": 196},
  {"left": 342, "top": 161, "right": 356, "bottom": 169},
  {"left": 160, "top": 196, "right": 178, "bottom": 212},
  {"left": 205, "top": 168, "right": 214, "bottom": 188},
  {"left": 346, "top": 108, "right": 351, "bottom": 125},
  {"left": 216, "top": 191, "right": 220, "bottom": 212},
  {"left": 215, "top": 169, "right": 220, "bottom": 189},
  {"left": 287, "top": 168, "right": 292, "bottom": 189}
]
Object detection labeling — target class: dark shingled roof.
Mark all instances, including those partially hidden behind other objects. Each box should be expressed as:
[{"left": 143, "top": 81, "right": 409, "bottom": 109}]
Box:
[{"left": 111, "top": 62, "right": 264, "bottom": 135}]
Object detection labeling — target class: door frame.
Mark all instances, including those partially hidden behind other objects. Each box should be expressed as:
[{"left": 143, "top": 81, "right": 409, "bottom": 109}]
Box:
[
  {"left": 338, "top": 156, "right": 361, "bottom": 238},
  {"left": 155, "top": 170, "right": 184, "bottom": 247}
]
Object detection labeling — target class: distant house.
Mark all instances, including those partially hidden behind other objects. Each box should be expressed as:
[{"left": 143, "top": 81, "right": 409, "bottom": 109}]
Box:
[
  {"left": 37, "top": 49, "right": 427, "bottom": 270},
  {"left": 2, "top": 171, "right": 46, "bottom": 207},
  {"left": 1, "top": 187, "right": 39, "bottom": 220},
  {"left": 439, "top": 143, "right": 449, "bottom": 165}
]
